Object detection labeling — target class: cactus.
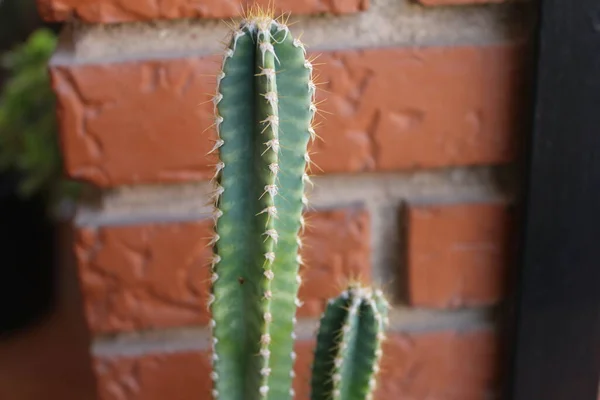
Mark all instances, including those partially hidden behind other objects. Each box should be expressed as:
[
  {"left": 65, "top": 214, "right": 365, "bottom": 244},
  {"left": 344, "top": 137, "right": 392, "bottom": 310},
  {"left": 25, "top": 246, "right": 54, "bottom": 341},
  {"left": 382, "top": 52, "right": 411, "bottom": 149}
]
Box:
[
  {"left": 311, "top": 285, "right": 389, "bottom": 400},
  {"left": 208, "top": 5, "right": 388, "bottom": 400}
]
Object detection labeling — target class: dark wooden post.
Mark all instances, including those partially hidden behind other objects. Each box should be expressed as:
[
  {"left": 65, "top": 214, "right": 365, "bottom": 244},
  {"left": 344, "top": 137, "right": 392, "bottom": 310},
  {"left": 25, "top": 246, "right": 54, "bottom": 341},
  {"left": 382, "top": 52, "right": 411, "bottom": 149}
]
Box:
[
  {"left": 508, "top": 0, "right": 600, "bottom": 399},
  {"left": 0, "top": 171, "right": 56, "bottom": 336}
]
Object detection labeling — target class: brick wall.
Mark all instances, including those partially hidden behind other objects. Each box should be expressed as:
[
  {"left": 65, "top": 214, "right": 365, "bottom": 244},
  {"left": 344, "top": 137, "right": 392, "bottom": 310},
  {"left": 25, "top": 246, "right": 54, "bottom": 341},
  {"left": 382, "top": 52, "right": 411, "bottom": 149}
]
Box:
[{"left": 41, "top": 0, "right": 534, "bottom": 398}]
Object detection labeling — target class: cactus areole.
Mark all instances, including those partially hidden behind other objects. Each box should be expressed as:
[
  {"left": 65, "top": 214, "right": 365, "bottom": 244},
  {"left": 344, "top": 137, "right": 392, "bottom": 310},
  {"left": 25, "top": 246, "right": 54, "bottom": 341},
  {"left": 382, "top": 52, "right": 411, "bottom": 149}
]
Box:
[{"left": 208, "top": 6, "right": 388, "bottom": 400}]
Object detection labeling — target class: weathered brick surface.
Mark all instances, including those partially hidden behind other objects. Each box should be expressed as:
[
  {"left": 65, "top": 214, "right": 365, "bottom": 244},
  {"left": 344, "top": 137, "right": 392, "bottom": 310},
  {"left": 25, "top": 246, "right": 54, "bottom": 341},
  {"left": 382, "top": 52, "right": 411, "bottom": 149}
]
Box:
[
  {"left": 312, "top": 44, "right": 528, "bottom": 174},
  {"left": 51, "top": 43, "right": 528, "bottom": 187},
  {"left": 95, "top": 329, "right": 498, "bottom": 399},
  {"left": 405, "top": 202, "right": 514, "bottom": 308},
  {"left": 75, "top": 220, "right": 214, "bottom": 334},
  {"left": 75, "top": 207, "right": 370, "bottom": 333},
  {"left": 37, "top": 0, "right": 368, "bottom": 23},
  {"left": 95, "top": 351, "right": 212, "bottom": 400},
  {"left": 295, "top": 329, "right": 499, "bottom": 399},
  {"left": 419, "top": 0, "right": 512, "bottom": 5},
  {"left": 94, "top": 341, "right": 312, "bottom": 400},
  {"left": 292, "top": 340, "right": 317, "bottom": 399},
  {"left": 299, "top": 207, "right": 371, "bottom": 316},
  {"left": 375, "top": 329, "right": 500, "bottom": 399},
  {"left": 51, "top": 60, "right": 217, "bottom": 187}
]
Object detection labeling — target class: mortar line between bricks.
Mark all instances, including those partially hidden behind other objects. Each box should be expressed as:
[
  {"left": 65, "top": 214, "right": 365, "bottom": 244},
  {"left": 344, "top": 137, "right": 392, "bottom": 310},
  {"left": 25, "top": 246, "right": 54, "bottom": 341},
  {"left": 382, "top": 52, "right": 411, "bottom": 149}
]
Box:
[
  {"left": 74, "top": 166, "right": 517, "bottom": 228},
  {"left": 51, "top": 0, "right": 535, "bottom": 66},
  {"left": 51, "top": 36, "right": 528, "bottom": 67},
  {"left": 368, "top": 199, "right": 404, "bottom": 302},
  {"left": 91, "top": 306, "right": 496, "bottom": 357}
]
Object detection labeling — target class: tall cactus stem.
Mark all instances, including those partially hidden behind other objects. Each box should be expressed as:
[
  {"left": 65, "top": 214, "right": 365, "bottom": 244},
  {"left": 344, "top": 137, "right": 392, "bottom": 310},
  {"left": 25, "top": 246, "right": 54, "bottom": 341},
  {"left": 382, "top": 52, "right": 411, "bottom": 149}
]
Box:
[{"left": 208, "top": 5, "right": 314, "bottom": 400}]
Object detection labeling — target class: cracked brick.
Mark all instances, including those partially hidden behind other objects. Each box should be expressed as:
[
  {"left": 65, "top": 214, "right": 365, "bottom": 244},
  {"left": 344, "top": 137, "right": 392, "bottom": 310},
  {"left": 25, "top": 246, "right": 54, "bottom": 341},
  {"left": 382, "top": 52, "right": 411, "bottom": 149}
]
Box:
[
  {"left": 94, "top": 329, "right": 499, "bottom": 400},
  {"left": 405, "top": 202, "right": 515, "bottom": 308},
  {"left": 37, "top": 0, "right": 369, "bottom": 23},
  {"left": 75, "top": 220, "right": 214, "bottom": 333},
  {"left": 75, "top": 207, "right": 370, "bottom": 334},
  {"left": 419, "top": 0, "right": 518, "bottom": 5},
  {"left": 51, "top": 43, "right": 529, "bottom": 188},
  {"left": 294, "top": 329, "right": 500, "bottom": 400}
]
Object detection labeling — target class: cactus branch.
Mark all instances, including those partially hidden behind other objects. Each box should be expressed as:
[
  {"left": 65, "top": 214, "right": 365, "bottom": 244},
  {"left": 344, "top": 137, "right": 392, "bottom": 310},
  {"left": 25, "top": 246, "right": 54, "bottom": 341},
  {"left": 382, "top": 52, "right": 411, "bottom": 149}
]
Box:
[{"left": 311, "top": 285, "right": 390, "bottom": 400}]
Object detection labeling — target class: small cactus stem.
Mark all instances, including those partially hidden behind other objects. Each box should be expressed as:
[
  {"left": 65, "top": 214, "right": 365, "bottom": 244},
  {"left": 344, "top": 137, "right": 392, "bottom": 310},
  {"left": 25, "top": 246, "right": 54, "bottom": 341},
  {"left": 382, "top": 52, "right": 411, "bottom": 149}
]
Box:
[
  {"left": 210, "top": 7, "right": 313, "bottom": 400},
  {"left": 310, "top": 284, "right": 390, "bottom": 400}
]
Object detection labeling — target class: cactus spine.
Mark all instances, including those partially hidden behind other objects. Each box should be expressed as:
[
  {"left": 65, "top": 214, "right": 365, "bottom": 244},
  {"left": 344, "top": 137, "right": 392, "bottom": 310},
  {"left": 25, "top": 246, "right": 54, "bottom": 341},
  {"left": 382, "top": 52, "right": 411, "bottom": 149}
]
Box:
[
  {"left": 209, "top": 6, "right": 313, "bottom": 400},
  {"left": 311, "top": 285, "right": 389, "bottom": 400},
  {"left": 208, "top": 6, "right": 388, "bottom": 400}
]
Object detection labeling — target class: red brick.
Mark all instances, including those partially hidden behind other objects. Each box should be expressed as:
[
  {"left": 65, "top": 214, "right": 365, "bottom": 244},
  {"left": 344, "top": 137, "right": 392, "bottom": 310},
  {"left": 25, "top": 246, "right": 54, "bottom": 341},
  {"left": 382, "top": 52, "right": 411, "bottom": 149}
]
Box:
[
  {"left": 94, "top": 341, "right": 313, "bottom": 400},
  {"left": 375, "top": 329, "right": 500, "bottom": 399},
  {"left": 75, "top": 220, "right": 214, "bottom": 334},
  {"left": 51, "top": 43, "right": 528, "bottom": 187},
  {"left": 405, "top": 202, "right": 514, "bottom": 308},
  {"left": 280, "top": 329, "right": 499, "bottom": 400},
  {"left": 37, "top": 0, "right": 368, "bottom": 23},
  {"left": 299, "top": 207, "right": 371, "bottom": 316},
  {"left": 419, "top": 0, "right": 512, "bottom": 5},
  {"left": 292, "top": 340, "right": 317, "bottom": 399},
  {"left": 51, "top": 60, "right": 218, "bottom": 187},
  {"left": 311, "top": 44, "right": 528, "bottom": 174},
  {"left": 76, "top": 207, "right": 370, "bottom": 334},
  {"left": 95, "top": 351, "right": 212, "bottom": 400},
  {"left": 93, "top": 329, "right": 497, "bottom": 399}
]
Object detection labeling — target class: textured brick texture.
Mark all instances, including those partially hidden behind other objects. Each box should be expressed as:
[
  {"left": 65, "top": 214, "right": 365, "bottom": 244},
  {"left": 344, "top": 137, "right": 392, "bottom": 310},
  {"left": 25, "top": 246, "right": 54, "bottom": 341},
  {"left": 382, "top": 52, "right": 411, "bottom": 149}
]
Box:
[
  {"left": 312, "top": 44, "right": 527, "bottom": 174},
  {"left": 95, "top": 351, "right": 212, "bottom": 400},
  {"left": 298, "top": 207, "right": 371, "bottom": 316},
  {"left": 405, "top": 202, "right": 514, "bottom": 308},
  {"left": 18, "top": 0, "right": 531, "bottom": 397},
  {"left": 95, "top": 341, "right": 312, "bottom": 400},
  {"left": 94, "top": 329, "right": 498, "bottom": 400},
  {"left": 37, "top": 0, "right": 368, "bottom": 23},
  {"left": 51, "top": 42, "right": 528, "bottom": 188},
  {"left": 375, "top": 329, "right": 500, "bottom": 399},
  {"left": 419, "top": 0, "right": 511, "bottom": 5},
  {"left": 75, "top": 220, "right": 214, "bottom": 334},
  {"left": 51, "top": 60, "right": 217, "bottom": 187},
  {"left": 295, "top": 330, "right": 499, "bottom": 399},
  {"left": 75, "top": 207, "right": 370, "bottom": 334}
]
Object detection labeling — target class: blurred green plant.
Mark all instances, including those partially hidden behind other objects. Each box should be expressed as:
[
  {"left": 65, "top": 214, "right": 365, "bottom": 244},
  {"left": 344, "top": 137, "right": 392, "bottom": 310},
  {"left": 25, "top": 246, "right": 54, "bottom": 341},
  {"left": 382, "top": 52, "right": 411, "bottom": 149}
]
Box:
[{"left": 0, "top": 28, "right": 79, "bottom": 203}]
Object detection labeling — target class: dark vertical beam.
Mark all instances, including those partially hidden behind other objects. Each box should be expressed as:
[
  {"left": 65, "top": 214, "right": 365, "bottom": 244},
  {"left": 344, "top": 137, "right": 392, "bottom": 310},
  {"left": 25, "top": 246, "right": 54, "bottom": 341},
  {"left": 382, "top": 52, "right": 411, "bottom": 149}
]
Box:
[
  {"left": 509, "top": 0, "right": 600, "bottom": 399},
  {"left": 0, "top": 171, "right": 56, "bottom": 336}
]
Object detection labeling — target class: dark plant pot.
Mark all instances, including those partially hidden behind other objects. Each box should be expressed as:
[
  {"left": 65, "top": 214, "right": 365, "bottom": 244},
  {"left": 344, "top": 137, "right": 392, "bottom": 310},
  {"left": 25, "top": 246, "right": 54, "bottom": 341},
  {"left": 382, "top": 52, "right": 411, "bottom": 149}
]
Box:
[{"left": 0, "top": 170, "right": 57, "bottom": 337}]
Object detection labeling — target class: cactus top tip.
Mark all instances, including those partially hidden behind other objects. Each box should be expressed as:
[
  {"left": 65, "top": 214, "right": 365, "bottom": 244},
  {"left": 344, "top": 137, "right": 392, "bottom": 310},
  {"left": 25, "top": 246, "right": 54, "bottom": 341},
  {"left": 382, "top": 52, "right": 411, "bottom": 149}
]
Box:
[
  {"left": 341, "top": 282, "right": 390, "bottom": 305},
  {"left": 242, "top": 3, "right": 276, "bottom": 19},
  {"left": 239, "top": 3, "right": 291, "bottom": 32}
]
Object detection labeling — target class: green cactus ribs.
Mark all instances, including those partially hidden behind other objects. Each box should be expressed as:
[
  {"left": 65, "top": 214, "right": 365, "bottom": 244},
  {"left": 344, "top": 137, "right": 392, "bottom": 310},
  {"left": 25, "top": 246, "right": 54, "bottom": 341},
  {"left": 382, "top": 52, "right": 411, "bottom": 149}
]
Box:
[
  {"left": 207, "top": 5, "right": 316, "bottom": 400},
  {"left": 311, "top": 285, "right": 390, "bottom": 400}
]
